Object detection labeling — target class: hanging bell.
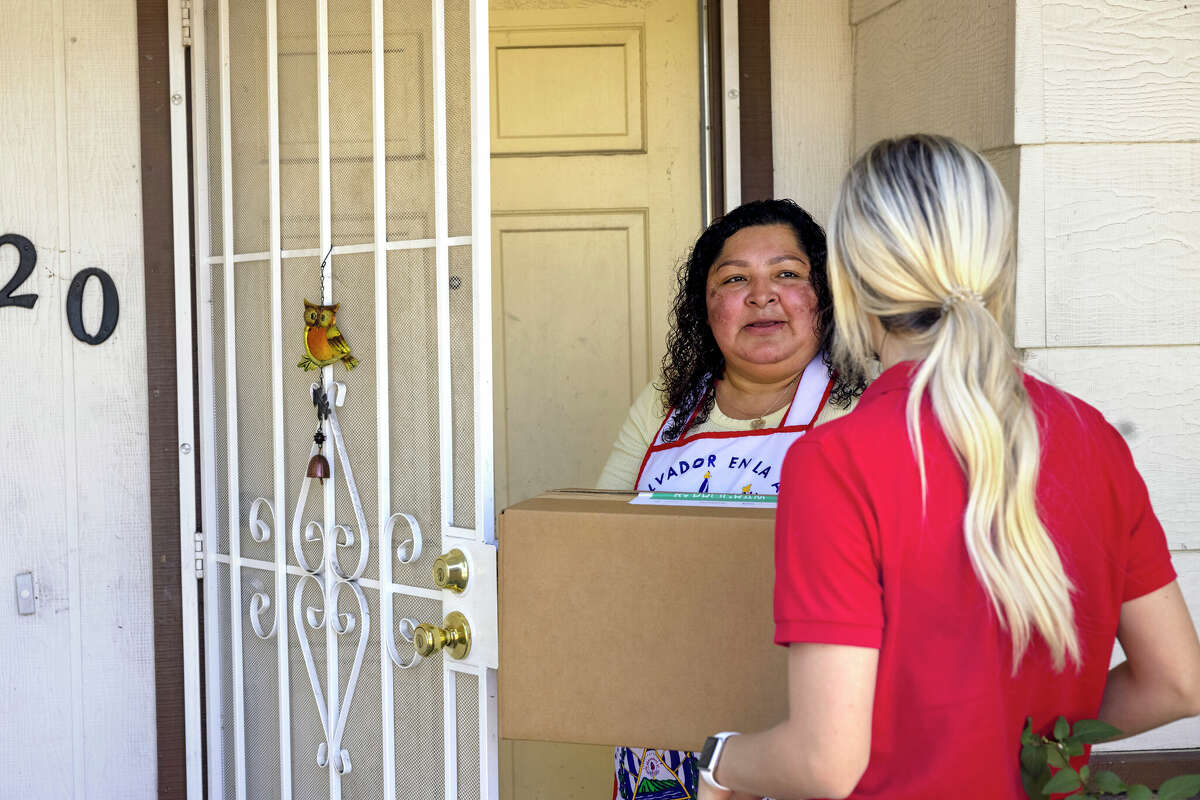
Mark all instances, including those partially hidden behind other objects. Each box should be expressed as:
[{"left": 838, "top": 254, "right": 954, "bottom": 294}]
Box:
[{"left": 306, "top": 453, "right": 331, "bottom": 482}]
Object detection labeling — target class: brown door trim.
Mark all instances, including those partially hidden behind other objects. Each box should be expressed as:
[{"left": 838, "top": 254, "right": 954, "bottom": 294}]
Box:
[
  {"left": 135, "top": 1, "right": 188, "bottom": 797},
  {"left": 736, "top": 0, "right": 773, "bottom": 204},
  {"left": 704, "top": 0, "right": 774, "bottom": 221}
]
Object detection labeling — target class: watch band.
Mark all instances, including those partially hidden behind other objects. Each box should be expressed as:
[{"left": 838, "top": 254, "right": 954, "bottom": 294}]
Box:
[{"left": 698, "top": 731, "right": 739, "bottom": 791}]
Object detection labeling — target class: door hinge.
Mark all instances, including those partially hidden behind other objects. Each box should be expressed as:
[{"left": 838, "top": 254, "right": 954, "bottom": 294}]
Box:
[
  {"left": 194, "top": 530, "right": 205, "bottom": 578},
  {"left": 181, "top": 0, "right": 193, "bottom": 47}
]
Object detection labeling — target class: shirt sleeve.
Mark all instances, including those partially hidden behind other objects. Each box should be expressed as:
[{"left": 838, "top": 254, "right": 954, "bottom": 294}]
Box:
[
  {"left": 595, "top": 382, "right": 665, "bottom": 490},
  {"left": 774, "top": 435, "right": 883, "bottom": 648},
  {"left": 1102, "top": 423, "right": 1176, "bottom": 602}
]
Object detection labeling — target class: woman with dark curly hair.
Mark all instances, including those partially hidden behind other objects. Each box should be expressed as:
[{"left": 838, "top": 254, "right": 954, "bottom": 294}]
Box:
[
  {"left": 597, "top": 198, "right": 866, "bottom": 495},
  {"left": 596, "top": 199, "right": 867, "bottom": 800}
]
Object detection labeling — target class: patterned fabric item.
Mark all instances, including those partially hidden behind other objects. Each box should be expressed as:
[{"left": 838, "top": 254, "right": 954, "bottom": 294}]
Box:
[{"left": 613, "top": 747, "right": 699, "bottom": 800}]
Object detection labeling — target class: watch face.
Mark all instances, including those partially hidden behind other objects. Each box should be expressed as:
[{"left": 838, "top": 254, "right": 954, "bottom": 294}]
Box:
[{"left": 698, "top": 736, "right": 720, "bottom": 768}]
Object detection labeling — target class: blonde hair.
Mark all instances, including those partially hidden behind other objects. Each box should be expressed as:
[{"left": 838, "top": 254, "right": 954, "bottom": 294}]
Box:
[{"left": 828, "top": 134, "right": 1079, "bottom": 671}]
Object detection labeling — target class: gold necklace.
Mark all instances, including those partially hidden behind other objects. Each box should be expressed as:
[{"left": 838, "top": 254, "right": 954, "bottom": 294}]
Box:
[{"left": 721, "top": 374, "right": 800, "bottom": 429}]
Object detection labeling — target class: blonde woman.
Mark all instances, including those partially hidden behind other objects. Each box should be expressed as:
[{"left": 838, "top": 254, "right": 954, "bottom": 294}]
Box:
[{"left": 693, "top": 135, "right": 1200, "bottom": 800}]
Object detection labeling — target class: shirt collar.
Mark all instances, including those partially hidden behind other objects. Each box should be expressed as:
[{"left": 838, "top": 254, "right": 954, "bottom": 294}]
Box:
[{"left": 859, "top": 360, "right": 920, "bottom": 403}]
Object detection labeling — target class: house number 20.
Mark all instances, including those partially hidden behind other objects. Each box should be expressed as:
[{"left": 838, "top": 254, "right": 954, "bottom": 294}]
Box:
[{"left": 0, "top": 233, "right": 120, "bottom": 345}]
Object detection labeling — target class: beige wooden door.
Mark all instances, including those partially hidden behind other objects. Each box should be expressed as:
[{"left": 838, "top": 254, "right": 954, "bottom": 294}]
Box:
[
  {"left": 489, "top": 2, "right": 703, "bottom": 795},
  {"left": 491, "top": 0, "right": 703, "bottom": 510}
]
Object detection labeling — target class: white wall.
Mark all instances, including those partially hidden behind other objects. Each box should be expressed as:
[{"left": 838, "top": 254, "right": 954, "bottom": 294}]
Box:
[{"left": 0, "top": 0, "right": 156, "bottom": 795}]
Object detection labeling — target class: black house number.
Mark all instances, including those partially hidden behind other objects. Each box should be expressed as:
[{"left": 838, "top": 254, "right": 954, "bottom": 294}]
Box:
[{"left": 0, "top": 233, "right": 120, "bottom": 345}]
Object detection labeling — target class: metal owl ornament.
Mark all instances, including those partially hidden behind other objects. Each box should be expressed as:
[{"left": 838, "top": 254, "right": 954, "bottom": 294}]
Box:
[{"left": 298, "top": 300, "right": 359, "bottom": 371}]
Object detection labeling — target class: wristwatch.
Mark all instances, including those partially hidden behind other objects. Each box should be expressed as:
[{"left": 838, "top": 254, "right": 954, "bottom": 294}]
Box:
[{"left": 698, "top": 731, "right": 739, "bottom": 790}]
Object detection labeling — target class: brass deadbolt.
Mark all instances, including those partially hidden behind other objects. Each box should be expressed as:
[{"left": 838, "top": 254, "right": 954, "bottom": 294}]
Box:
[
  {"left": 432, "top": 548, "right": 469, "bottom": 593},
  {"left": 413, "top": 611, "right": 471, "bottom": 660}
]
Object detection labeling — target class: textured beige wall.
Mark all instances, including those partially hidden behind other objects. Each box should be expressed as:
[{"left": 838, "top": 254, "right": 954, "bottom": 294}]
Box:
[
  {"left": 853, "top": 0, "right": 1016, "bottom": 153},
  {"left": 769, "top": 0, "right": 853, "bottom": 226}
]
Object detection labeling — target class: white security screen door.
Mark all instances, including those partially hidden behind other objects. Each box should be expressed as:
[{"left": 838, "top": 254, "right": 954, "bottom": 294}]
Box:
[{"left": 170, "top": 0, "right": 496, "bottom": 798}]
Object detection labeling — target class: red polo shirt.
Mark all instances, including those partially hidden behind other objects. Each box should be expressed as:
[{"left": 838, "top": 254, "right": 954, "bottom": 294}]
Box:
[{"left": 774, "top": 362, "right": 1175, "bottom": 800}]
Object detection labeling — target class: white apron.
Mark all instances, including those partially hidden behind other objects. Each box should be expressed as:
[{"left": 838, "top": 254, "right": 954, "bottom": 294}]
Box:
[
  {"left": 613, "top": 356, "right": 832, "bottom": 800},
  {"left": 635, "top": 354, "right": 834, "bottom": 496}
]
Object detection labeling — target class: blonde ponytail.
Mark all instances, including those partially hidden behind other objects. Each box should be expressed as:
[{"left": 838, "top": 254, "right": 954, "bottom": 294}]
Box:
[{"left": 828, "top": 135, "right": 1080, "bottom": 671}]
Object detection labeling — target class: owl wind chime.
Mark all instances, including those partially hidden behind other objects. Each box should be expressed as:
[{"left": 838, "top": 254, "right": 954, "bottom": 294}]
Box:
[{"left": 298, "top": 297, "right": 359, "bottom": 482}]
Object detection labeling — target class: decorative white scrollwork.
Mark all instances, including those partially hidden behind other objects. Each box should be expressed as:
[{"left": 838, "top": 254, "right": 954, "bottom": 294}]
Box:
[
  {"left": 246, "top": 498, "right": 280, "bottom": 638},
  {"left": 288, "top": 381, "right": 376, "bottom": 775},
  {"left": 384, "top": 512, "right": 423, "bottom": 565},
  {"left": 248, "top": 591, "right": 277, "bottom": 639},
  {"left": 381, "top": 510, "right": 428, "bottom": 669},
  {"left": 292, "top": 573, "right": 370, "bottom": 775},
  {"left": 248, "top": 497, "right": 275, "bottom": 544}
]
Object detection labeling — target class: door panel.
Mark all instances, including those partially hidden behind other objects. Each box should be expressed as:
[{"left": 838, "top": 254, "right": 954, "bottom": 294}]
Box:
[
  {"left": 492, "top": 1, "right": 703, "bottom": 510},
  {"left": 494, "top": 210, "right": 648, "bottom": 505}
]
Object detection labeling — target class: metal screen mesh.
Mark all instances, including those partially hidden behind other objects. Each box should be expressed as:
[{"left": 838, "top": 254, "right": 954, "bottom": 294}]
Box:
[
  {"left": 211, "top": 564, "right": 237, "bottom": 800},
  {"left": 392, "top": 595, "right": 446, "bottom": 800},
  {"left": 278, "top": 0, "right": 320, "bottom": 252},
  {"left": 241, "top": 567, "right": 284, "bottom": 800},
  {"left": 449, "top": 245, "right": 475, "bottom": 529},
  {"left": 205, "top": 0, "right": 223, "bottom": 256},
  {"left": 210, "top": 263, "right": 232, "bottom": 557},
  {"left": 230, "top": 0, "right": 270, "bottom": 255},
  {"left": 444, "top": 0, "right": 472, "bottom": 238},
  {"left": 233, "top": 261, "right": 277, "bottom": 561},
  {"left": 384, "top": 0, "right": 435, "bottom": 241},
  {"left": 387, "top": 248, "right": 443, "bottom": 587},
  {"left": 456, "top": 671, "right": 481, "bottom": 800}
]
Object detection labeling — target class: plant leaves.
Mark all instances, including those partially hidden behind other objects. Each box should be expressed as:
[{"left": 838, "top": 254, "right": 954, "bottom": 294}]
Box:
[
  {"left": 1021, "top": 742, "right": 1048, "bottom": 776},
  {"left": 1022, "top": 768, "right": 1046, "bottom": 800},
  {"left": 1090, "top": 770, "right": 1125, "bottom": 794},
  {"left": 1054, "top": 716, "right": 1071, "bottom": 741},
  {"left": 1126, "top": 784, "right": 1152, "bottom": 800},
  {"left": 1022, "top": 717, "right": 1038, "bottom": 747},
  {"left": 1045, "top": 743, "right": 1069, "bottom": 769},
  {"left": 1079, "top": 765, "right": 1090, "bottom": 783},
  {"left": 1071, "top": 719, "right": 1124, "bottom": 745},
  {"left": 1157, "top": 773, "right": 1200, "bottom": 800},
  {"left": 1044, "top": 767, "right": 1082, "bottom": 794},
  {"left": 1066, "top": 739, "right": 1085, "bottom": 758}
]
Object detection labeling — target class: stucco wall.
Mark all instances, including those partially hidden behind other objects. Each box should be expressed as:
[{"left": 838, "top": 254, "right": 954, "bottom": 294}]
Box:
[{"left": 0, "top": 0, "right": 156, "bottom": 794}]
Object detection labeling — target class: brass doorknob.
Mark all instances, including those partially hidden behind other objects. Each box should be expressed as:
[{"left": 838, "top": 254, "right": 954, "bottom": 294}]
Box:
[
  {"left": 413, "top": 611, "right": 471, "bottom": 659},
  {"left": 432, "top": 549, "right": 469, "bottom": 593}
]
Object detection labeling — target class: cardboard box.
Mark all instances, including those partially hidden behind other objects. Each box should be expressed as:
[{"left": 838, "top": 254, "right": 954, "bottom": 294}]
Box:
[{"left": 498, "top": 490, "right": 786, "bottom": 751}]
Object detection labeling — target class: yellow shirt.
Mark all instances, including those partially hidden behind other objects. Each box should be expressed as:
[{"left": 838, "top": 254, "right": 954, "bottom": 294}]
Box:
[{"left": 596, "top": 380, "right": 858, "bottom": 490}]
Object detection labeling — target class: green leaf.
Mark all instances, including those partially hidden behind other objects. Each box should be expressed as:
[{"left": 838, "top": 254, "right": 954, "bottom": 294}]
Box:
[
  {"left": 1079, "top": 765, "right": 1090, "bottom": 783},
  {"left": 1066, "top": 739, "right": 1085, "bottom": 758},
  {"left": 1126, "top": 784, "right": 1152, "bottom": 800},
  {"left": 1090, "top": 770, "right": 1125, "bottom": 794},
  {"left": 1054, "top": 716, "right": 1071, "bottom": 741},
  {"left": 1021, "top": 742, "right": 1049, "bottom": 776},
  {"left": 1046, "top": 743, "right": 1069, "bottom": 769},
  {"left": 1022, "top": 717, "right": 1039, "bottom": 747},
  {"left": 1044, "top": 767, "right": 1082, "bottom": 794},
  {"left": 1071, "top": 719, "right": 1124, "bottom": 745},
  {"left": 1021, "top": 768, "right": 1046, "bottom": 800},
  {"left": 1157, "top": 773, "right": 1200, "bottom": 800}
]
